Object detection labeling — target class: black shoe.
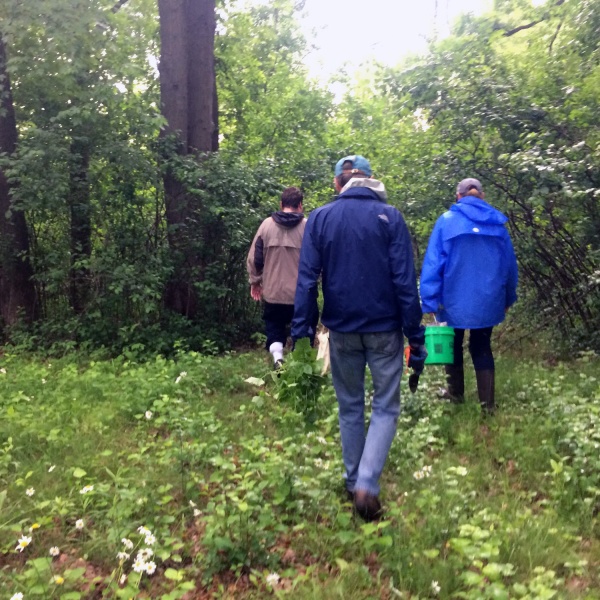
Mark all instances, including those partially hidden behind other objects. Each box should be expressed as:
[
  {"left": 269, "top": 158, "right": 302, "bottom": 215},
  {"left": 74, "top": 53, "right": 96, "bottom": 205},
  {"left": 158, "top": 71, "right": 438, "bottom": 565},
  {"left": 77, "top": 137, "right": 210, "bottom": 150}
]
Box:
[
  {"left": 345, "top": 489, "right": 354, "bottom": 502},
  {"left": 273, "top": 359, "right": 284, "bottom": 371},
  {"left": 353, "top": 490, "right": 382, "bottom": 522}
]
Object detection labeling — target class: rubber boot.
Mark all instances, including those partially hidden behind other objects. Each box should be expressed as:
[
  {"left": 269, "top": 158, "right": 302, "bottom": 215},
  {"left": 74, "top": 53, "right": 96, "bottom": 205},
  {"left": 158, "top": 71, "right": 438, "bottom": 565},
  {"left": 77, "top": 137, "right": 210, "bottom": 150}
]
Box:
[
  {"left": 443, "top": 364, "right": 465, "bottom": 403},
  {"left": 475, "top": 369, "right": 495, "bottom": 415}
]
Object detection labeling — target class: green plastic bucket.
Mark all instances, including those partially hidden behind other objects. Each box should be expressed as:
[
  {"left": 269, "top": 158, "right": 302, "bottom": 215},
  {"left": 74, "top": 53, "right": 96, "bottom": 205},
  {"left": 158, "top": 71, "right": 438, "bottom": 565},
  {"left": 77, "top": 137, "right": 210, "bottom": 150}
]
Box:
[{"left": 424, "top": 326, "right": 455, "bottom": 365}]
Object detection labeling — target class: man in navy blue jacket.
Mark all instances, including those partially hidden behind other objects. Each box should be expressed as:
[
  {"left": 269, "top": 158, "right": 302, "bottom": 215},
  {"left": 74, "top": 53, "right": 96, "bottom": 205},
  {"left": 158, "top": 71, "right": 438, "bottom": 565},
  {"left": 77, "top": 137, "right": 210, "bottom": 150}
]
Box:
[
  {"left": 420, "top": 178, "right": 518, "bottom": 414},
  {"left": 292, "top": 155, "right": 426, "bottom": 521}
]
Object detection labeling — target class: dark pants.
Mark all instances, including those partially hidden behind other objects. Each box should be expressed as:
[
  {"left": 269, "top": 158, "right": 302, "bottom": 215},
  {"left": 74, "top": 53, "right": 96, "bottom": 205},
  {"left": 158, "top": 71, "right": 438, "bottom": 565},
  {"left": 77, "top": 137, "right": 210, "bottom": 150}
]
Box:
[
  {"left": 263, "top": 301, "right": 317, "bottom": 350},
  {"left": 453, "top": 327, "right": 494, "bottom": 371},
  {"left": 263, "top": 302, "right": 294, "bottom": 350}
]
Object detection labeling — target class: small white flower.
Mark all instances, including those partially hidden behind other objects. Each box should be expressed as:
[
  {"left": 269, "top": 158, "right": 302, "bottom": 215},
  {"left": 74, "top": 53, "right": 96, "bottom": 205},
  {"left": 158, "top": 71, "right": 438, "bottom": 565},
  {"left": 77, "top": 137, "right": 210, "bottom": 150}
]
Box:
[
  {"left": 25, "top": 487, "right": 35, "bottom": 497},
  {"left": 16, "top": 535, "right": 32, "bottom": 552},
  {"left": 431, "top": 580, "right": 441, "bottom": 595},
  {"left": 119, "top": 574, "right": 127, "bottom": 585},
  {"left": 144, "top": 534, "right": 156, "bottom": 546},
  {"left": 49, "top": 546, "right": 60, "bottom": 557},
  {"left": 121, "top": 537, "right": 134, "bottom": 550},
  {"left": 10, "top": 593, "right": 24, "bottom": 600},
  {"left": 175, "top": 371, "right": 187, "bottom": 384},
  {"left": 48, "top": 465, "right": 56, "bottom": 472},
  {"left": 413, "top": 470, "right": 424, "bottom": 480},
  {"left": 133, "top": 558, "right": 147, "bottom": 573},
  {"left": 75, "top": 519, "right": 85, "bottom": 530},
  {"left": 117, "top": 551, "right": 130, "bottom": 561},
  {"left": 316, "top": 436, "right": 327, "bottom": 445},
  {"left": 0, "top": 368, "right": 6, "bottom": 375},
  {"left": 42, "top": 378, "right": 47, "bottom": 384},
  {"left": 137, "top": 525, "right": 151, "bottom": 535},
  {"left": 145, "top": 410, "right": 153, "bottom": 420},
  {"left": 80, "top": 485, "right": 94, "bottom": 494},
  {"left": 193, "top": 508, "right": 201, "bottom": 517},
  {"left": 314, "top": 458, "right": 324, "bottom": 468},
  {"left": 266, "top": 572, "right": 280, "bottom": 586},
  {"left": 145, "top": 561, "right": 157, "bottom": 575},
  {"left": 137, "top": 547, "right": 153, "bottom": 560},
  {"left": 189, "top": 500, "right": 197, "bottom": 507}
]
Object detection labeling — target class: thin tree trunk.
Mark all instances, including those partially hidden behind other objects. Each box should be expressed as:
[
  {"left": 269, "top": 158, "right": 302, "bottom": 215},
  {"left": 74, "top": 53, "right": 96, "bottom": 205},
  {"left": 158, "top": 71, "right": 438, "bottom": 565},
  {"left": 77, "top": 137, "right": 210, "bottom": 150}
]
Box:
[
  {"left": 0, "top": 33, "right": 37, "bottom": 328},
  {"left": 68, "top": 136, "right": 92, "bottom": 315}
]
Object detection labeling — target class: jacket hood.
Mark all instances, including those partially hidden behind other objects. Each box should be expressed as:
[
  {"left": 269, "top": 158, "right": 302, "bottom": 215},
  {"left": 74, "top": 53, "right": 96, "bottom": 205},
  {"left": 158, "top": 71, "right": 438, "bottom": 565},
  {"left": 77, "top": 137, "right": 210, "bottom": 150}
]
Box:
[
  {"left": 451, "top": 196, "right": 507, "bottom": 225},
  {"left": 340, "top": 178, "right": 388, "bottom": 202},
  {"left": 272, "top": 211, "right": 305, "bottom": 228}
]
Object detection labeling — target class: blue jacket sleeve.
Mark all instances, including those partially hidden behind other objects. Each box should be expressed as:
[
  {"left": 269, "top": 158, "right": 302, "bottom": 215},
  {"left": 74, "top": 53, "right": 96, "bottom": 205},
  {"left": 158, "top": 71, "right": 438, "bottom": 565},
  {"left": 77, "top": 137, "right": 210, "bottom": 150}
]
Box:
[
  {"left": 419, "top": 217, "right": 446, "bottom": 315},
  {"left": 505, "top": 233, "right": 518, "bottom": 308},
  {"left": 291, "top": 213, "right": 321, "bottom": 340},
  {"left": 389, "top": 212, "right": 425, "bottom": 345}
]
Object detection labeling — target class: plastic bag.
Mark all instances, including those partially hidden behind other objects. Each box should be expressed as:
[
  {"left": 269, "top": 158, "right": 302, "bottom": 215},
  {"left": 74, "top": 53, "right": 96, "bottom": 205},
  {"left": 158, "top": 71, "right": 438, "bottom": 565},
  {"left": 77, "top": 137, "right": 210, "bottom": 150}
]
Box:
[{"left": 316, "top": 328, "right": 330, "bottom": 375}]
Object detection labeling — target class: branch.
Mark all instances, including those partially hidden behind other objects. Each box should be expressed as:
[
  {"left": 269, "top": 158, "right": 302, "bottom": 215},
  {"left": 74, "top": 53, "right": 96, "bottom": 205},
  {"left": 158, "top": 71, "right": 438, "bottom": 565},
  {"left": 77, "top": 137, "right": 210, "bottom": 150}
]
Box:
[
  {"left": 501, "top": 0, "right": 566, "bottom": 37},
  {"left": 111, "top": 0, "right": 129, "bottom": 13}
]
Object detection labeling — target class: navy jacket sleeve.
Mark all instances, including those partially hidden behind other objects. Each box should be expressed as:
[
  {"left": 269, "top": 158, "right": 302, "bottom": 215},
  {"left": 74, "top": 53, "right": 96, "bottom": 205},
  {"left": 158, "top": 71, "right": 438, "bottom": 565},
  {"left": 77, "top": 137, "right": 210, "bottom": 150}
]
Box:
[
  {"left": 291, "top": 213, "right": 321, "bottom": 340},
  {"left": 389, "top": 211, "right": 425, "bottom": 345}
]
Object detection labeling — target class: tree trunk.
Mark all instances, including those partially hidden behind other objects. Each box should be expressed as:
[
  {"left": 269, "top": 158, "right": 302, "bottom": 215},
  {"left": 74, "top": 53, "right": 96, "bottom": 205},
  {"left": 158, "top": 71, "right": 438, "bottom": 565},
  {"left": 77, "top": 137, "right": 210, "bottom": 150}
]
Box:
[
  {"left": 68, "top": 136, "right": 92, "bottom": 315},
  {"left": 0, "top": 33, "right": 37, "bottom": 329},
  {"left": 158, "top": 0, "right": 218, "bottom": 318}
]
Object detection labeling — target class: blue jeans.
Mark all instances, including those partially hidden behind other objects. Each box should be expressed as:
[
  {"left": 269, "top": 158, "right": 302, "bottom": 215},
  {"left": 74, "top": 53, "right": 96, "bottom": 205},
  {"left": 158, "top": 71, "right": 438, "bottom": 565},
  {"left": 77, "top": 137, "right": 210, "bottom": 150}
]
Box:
[{"left": 329, "top": 330, "right": 403, "bottom": 496}]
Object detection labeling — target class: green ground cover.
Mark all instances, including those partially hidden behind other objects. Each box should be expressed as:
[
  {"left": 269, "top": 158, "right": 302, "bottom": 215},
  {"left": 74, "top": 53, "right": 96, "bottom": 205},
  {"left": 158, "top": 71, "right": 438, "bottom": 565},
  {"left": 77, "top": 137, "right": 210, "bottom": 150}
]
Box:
[{"left": 0, "top": 347, "right": 599, "bottom": 599}]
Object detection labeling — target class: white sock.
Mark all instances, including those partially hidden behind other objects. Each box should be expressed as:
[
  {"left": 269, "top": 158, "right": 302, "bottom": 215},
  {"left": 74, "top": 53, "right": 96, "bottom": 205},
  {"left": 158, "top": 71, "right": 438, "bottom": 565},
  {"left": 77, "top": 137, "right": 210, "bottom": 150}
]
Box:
[{"left": 269, "top": 342, "right": 284, "bottom": 363}]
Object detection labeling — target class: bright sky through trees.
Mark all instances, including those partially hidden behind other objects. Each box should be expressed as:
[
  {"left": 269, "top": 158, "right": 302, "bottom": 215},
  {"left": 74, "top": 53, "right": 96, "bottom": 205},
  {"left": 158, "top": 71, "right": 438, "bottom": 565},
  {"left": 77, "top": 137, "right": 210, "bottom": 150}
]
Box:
[{"left": 298, "top": 0, "right": 494, "bottom": 81}]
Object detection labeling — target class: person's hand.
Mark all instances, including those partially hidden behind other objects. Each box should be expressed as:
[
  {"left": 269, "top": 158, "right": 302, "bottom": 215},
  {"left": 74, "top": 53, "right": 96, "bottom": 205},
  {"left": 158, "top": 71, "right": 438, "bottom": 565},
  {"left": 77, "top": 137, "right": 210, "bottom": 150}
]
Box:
[
  {"left": 408, "top": 343, "right": 427, "bottom": 375},
  {"left": 250, "top": 283, "right": 262, "bottom": 301}
]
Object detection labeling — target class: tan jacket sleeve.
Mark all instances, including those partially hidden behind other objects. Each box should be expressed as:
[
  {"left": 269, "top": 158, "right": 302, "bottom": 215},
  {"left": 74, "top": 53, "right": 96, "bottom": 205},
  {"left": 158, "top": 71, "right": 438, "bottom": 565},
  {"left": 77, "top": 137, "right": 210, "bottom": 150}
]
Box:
[{"left": 246, "top": 220, "right": 266, "bottom": 285}]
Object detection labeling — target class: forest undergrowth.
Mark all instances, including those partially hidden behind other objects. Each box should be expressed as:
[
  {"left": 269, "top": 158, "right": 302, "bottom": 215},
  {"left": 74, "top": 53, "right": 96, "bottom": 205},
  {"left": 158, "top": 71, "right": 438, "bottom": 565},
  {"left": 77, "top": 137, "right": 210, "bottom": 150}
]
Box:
[{"left": 0, "top": 344, "right": 599, "bottom": 599}]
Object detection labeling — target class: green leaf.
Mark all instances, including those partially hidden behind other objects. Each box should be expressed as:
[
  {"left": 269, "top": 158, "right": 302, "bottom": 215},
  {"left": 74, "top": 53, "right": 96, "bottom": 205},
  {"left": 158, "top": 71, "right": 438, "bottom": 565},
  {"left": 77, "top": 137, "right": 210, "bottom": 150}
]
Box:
[
  {"left": 72, "top": 468, "right": 87, "bottom": 479},
  {"left": 164, "top": 568, "right": 183, "bottom": 581}
]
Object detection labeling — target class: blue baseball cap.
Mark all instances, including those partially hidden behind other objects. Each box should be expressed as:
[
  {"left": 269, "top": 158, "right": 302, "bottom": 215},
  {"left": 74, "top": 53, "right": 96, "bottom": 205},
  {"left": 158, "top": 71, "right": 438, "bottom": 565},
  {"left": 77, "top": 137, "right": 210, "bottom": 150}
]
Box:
[{"left": 334, "top": 155, "right": 372, "bottom": 177}]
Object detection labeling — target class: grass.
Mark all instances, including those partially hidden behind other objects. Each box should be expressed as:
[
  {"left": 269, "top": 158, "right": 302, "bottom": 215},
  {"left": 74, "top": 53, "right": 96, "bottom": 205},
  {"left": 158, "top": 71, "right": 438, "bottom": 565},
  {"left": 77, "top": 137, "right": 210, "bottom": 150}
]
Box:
[{"left": 0, "top": 346, "right": 599, "bottom": 599}]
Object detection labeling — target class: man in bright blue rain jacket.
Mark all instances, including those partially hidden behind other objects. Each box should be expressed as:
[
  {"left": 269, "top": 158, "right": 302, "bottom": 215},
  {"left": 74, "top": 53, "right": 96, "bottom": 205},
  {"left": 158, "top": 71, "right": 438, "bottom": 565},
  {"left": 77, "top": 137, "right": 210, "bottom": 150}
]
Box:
[
  {"left": 292, "top": 155, "right": 426, "bottom": 521},
  {"left": 420, "top": 178, "right": 518, "bottom": 414}
]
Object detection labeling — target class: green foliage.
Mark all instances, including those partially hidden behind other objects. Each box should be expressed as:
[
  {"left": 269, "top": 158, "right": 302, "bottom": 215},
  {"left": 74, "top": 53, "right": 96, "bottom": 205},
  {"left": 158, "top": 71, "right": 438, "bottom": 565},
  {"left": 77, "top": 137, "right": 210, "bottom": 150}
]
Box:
[
  {"left": 1, "top": 349, "right": 599, "bottom": 598},
  {"left": 271, "top": 338, "right": 330, "bottom": 428}
]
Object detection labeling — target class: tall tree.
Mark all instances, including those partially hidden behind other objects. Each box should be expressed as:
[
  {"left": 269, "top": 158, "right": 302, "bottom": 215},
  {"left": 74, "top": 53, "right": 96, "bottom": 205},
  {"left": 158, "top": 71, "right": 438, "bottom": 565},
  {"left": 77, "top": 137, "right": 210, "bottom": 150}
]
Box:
[
  {"left": 0, "top": 32, "right": 37, "bottom": 327},
  {"left": 158, "top": 0, "right": 218, "bottom": 317}
]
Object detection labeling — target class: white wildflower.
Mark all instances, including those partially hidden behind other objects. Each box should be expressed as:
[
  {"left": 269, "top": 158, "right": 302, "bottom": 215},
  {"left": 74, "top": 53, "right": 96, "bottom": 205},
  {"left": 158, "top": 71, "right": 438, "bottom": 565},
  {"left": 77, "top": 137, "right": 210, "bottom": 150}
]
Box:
[
  {"left": 137, "top": 548, "right": 153, "bottom": 560},
  {"left": 145, "top": 561, "right": 157, "bottom": 575},
  {"left": 0, "top": 368, "right": 6, "bottom": 375},
  {"left": 75, "top": 519, "right": 85, "bottom": 530},
  {"left": 117, "top": 551, "right": 130, "bottom": 561},
  {"left": 189, "top": 500, "right": 197, "bottom": 507},
  {"left": 144, "top": 534, "right": 156, "bottom": 546},
  {"left": 175, "top": 371, "right": 187, "bottom": 384},
  {"left": 431, "top": 580, "right": 441, "bottom": 595},
  {"left": 137, "top": 525, "right": 151, "bottom": 536},
  {"left": 48, "top": 465, "right": 56, "bottom": 472},
  {"left": 145, "top": 410, "right": 153, "bottom": 420},
  {"left": 79, "top": 485, "right": 94, "bottom": 494},
  {"left": 16, "top": 535, "right": 32, "bottom": 552},
  {"left": 316, "top": 436, "right": 327, "bottom": 445},
  {"left": 10, "top": 593, "right": 24, "bottom": 600},
  {"left": 132, "top": 557, "right": 147, "bottom": 573},
  {"left": 121, "top": 537, "right": 134, "bottom": 550},
  {"left": 193, "top": 508, "right": 201, "bottom": 517},
  {"left": 49, "top": 546, "right": 60, "bottom": 557},
  {"left": 413, "top": 470, "right": 424, "bottom": 480},
  {"left": 25, "top": 487, "right": 35, "bottom": 497},
  {"left": 266, "top": 572, "right": 280, "bottom": 586},
  {"left": 42, "top": 378, "right": 47, "bottom": 384},
  {"left": 119, "top": 574, "right": 127, "bottom": 585}
]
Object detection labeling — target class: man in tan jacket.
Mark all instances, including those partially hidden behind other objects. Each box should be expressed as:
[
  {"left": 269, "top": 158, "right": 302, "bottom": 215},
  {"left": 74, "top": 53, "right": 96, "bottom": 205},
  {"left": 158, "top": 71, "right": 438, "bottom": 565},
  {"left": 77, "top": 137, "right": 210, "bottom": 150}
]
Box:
[{"left": 247, "top": 187, "right": 315, "bottom": 368}]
